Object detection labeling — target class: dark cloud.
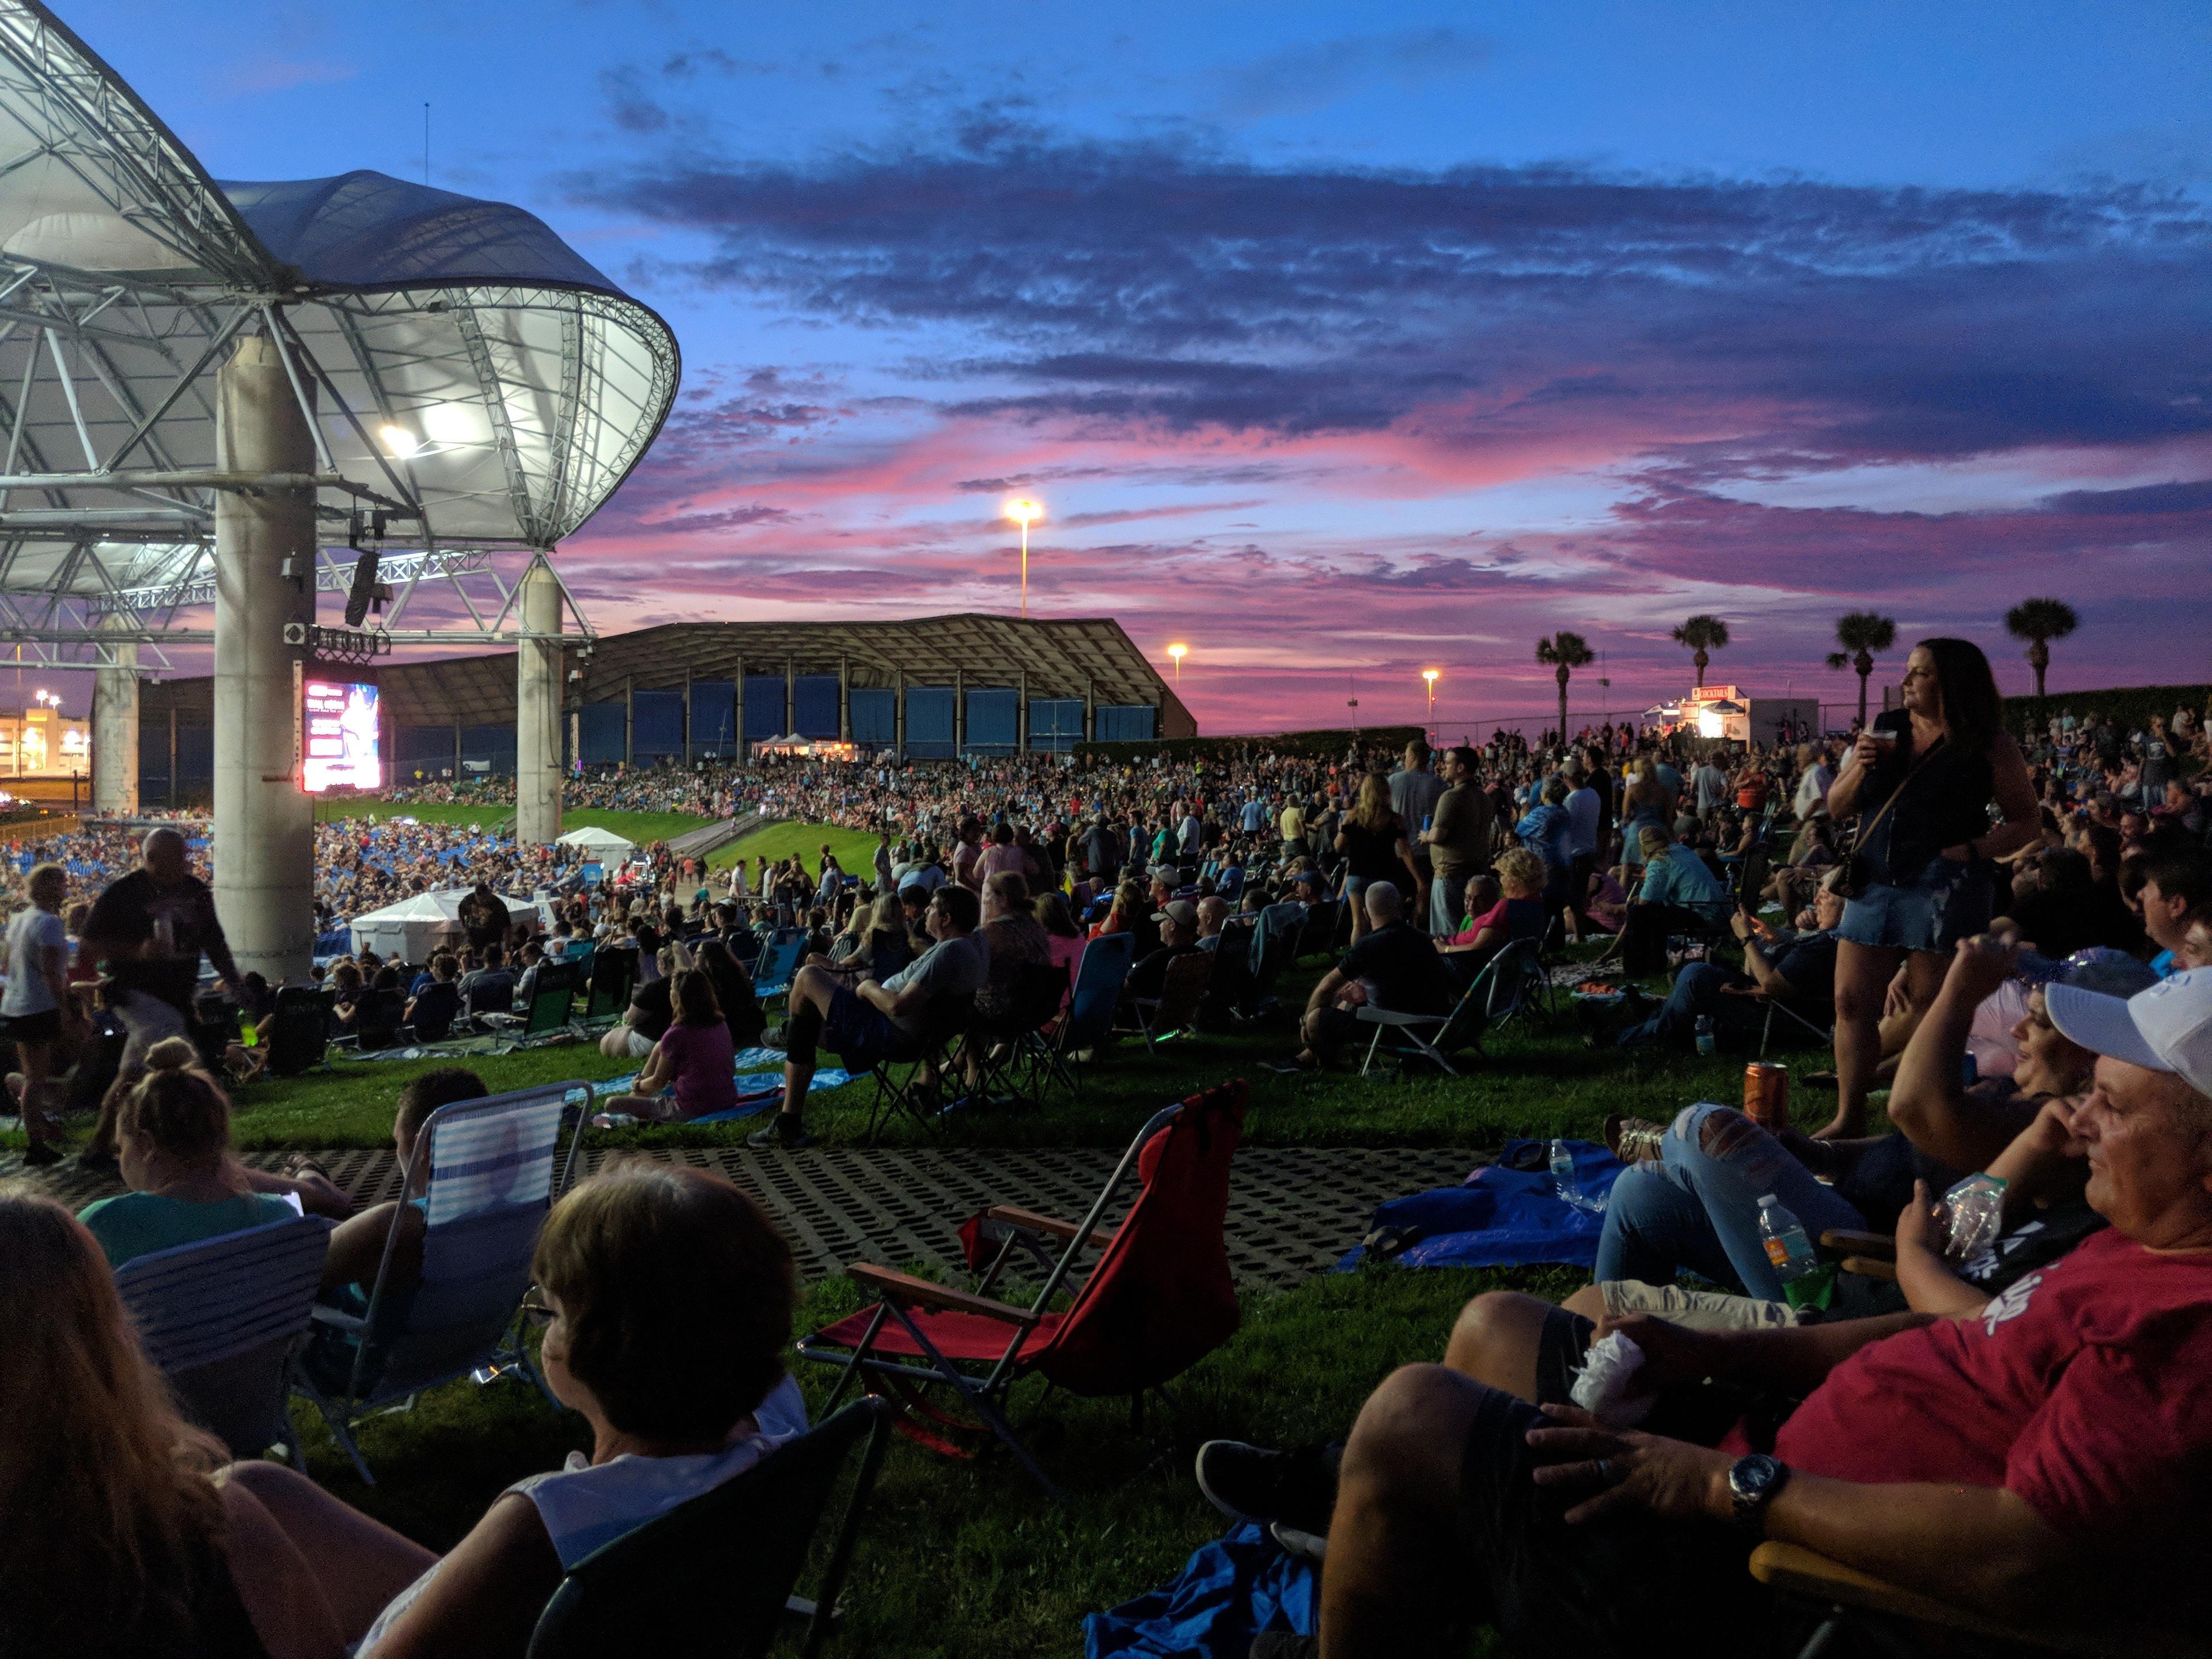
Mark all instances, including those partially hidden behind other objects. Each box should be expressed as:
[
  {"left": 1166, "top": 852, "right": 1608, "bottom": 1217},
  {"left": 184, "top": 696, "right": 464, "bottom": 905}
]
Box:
[
  {"left": 565, "top": 127, "right": 2211, "bottom": 458},
  {"left": 597, "top": 67, "right": 669, "bottom": 134},
  {"left": 649, "top": 505, "right": 793, "bottom": 531},
  {"left": 2038, "top": 478, "right": 2212, "bottom": 516},
  {"left": 1216, "top": 28, "right": 1497, "bottom": 121}
]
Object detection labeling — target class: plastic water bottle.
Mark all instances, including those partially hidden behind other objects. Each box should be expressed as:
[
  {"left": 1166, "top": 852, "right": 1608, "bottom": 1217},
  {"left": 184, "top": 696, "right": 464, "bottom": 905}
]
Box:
[
  {"left": 1695, "top": 1014, "right": 1717, "bottom": 1056},
  {"left": 1550, "top": 1138, "right": 1580, "bottom": 1205},
  {"left": 590, "top": 1112, "right": 639, "bottom": 1130},
  {"left": 1940, "top": 1173, "right": 2007, "bottom": 1262},
  {"left": 1756, "top": 1194, "right": 1819, "bottom": 1286}
]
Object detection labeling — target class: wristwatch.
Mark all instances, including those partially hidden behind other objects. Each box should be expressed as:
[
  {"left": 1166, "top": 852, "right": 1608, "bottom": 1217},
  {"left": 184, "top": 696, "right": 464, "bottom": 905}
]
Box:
[{"left": 1726, "top": 1454, "right": 1790, "bottom": 1532}]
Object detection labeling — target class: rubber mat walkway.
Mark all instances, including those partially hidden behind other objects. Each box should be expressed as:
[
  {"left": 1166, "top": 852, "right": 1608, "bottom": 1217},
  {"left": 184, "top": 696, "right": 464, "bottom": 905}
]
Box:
[{"left": 4, "top": 1142, "right": 1478, "bottom": 1289}]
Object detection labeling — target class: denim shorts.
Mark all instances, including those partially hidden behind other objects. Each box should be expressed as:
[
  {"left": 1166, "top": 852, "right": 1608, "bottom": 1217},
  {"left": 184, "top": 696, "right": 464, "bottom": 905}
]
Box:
[{"left": 1838, "top": 854, "right": 1993, "bottom": 953}]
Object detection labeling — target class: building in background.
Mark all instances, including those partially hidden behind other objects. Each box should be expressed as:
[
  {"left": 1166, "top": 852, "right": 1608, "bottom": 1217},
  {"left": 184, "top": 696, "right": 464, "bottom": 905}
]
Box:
[{"left": 134, "top": 613, "right": 1192, "bottom": 801}]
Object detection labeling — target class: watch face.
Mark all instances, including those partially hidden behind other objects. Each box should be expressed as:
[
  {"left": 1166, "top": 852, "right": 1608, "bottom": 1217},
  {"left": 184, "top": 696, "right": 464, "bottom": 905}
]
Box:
[{"left": 1731, "top": 1454, "right": 1782, "bottom": 1510}]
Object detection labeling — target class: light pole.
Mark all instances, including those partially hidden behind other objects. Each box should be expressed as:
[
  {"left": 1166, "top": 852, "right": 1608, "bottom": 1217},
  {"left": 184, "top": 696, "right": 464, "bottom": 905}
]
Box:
[
  {"left": 1422, "top": 668, "right": 1439, "bottom": 740},
  {"left": 1004, "top": 498, "right": 1041, "bottom": 616},
  {"left": 1167, "top": 642, "right": 1187, "bottom": 684}
]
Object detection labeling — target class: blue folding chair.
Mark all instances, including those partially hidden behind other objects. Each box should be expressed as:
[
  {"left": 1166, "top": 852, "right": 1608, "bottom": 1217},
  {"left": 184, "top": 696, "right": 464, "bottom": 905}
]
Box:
[
  {"left": 752, "top": 935, "right": 805, "bottom": 1003},
  {"left": 117, "top": 1214, "right": 332, "bottom": 1462},
  {"left": 293, "top": 1081, "right": 579, "bottom": 1483},
  {"left": 1039, "top": 931, "right": 1136, "bottom": 1094}
]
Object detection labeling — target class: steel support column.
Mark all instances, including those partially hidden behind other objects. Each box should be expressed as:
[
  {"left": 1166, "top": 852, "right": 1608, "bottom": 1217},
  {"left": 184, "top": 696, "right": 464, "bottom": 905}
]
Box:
[
  {"left": 515, "top": 555, "right": 562, "bottom": 847},
  {"left": 212, "top": 335, "right": 314, "bottom": 985}
]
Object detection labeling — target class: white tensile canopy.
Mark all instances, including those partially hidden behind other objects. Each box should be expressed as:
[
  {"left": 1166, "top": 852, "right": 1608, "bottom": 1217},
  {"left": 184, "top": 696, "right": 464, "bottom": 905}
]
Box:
[
  {"left": 0, "top": 2, "right": 680, "bottom": 656},
  {"left": 349, "top": 888, "right": 538, "bottom": 961},
  {"left": 555, "top": 824, "right": 637, "bottom": 861}
]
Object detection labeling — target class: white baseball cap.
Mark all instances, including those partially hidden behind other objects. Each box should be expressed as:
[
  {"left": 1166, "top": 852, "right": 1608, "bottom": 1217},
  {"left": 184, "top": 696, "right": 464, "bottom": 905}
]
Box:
[{"left": 2047, "top": 966, "right": 2212, "bottom": 1099}]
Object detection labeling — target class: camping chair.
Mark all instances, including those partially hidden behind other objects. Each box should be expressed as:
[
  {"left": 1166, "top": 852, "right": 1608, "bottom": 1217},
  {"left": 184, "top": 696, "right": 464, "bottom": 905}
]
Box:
[
  {"left": 1198, "top": 918, "right": 1259, "bottom": 1025},
  {"left": 406, "top": 980, "right": 463, "bottom": 1043},
  {"left": 1127, "top": 950, "right": 1212, "bottom": 1047},
  {"left": 1355, "top": 938, "right": 1546, "bottom": 1076},
  {"left": 963, "top": 971, "right": 1072, "bottom": 1111},
  {"left": 1748, "top": 1543, "right": 2149, "bottom": 1657},
  {"left": 527, "top": 1396, "right": 896, "bottom": 1659},
  {"left": 1245, "top": 902, "right": 1303, "bottom": 1008},
  {"left": 1293, "top": 897, "right": 1345, "bottom": 961},
  {"left": 862, "top": 993, "right": 976, "bottom": 1143},
  {"left": 799, "top": 1081, "right": 1247, "bottom": 1497},
  {"left": 1039, "top": 930, "right": 1135, "bottom": 1095},
  {"left": 752, "top": 935, "right": 805, "bottom": 1004},
  {"left": 264, "top": 986, "right": 335, "bottom": 1077},
  {"left": 115, "top": 1214, "right": 332, "bottom": 1461},
  {"left": 291, "top": 1080, "right": 579, "bottom": 1483},
  {"left": 334, "top": 986, "right": 406, "bottom": 1052},
  {"left": 580, "top": 945, "right": 638, "bottom": 1028},
  {"left": 1752, "top": 984, "right": 1835, "bottom": 1056},
  {"left": 490, "top": 960, "right": 582, "bottom": 1046}
]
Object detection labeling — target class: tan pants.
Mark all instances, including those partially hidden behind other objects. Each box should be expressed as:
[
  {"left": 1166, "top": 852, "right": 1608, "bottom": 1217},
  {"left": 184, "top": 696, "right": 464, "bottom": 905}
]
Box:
[{"left": 1599, "top": 1278, "right": 1800, "bottom": 1332}]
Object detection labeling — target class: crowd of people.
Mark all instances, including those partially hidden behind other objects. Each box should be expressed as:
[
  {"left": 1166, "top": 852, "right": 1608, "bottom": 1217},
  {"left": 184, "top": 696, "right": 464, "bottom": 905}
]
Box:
[{"left": 5, "top": 641, "right": 2212, "bottom": 1654}]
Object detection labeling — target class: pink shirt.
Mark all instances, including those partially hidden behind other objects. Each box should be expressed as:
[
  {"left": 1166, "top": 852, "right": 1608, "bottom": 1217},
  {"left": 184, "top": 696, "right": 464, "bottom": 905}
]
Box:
[{"left": 656, "top": 1020, "right": 737, "bottom": 1119}]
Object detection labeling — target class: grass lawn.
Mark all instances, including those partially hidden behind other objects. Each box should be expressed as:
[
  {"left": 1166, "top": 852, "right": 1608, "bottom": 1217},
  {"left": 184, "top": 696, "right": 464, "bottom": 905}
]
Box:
[
  {"left": 709, "top": 818, "right": 882, "bottom": 874},
  {"left": 201, "top": 955, "right": 1808, "bottom": 1153},
  {"left": 293, "top": 1263, "right": 1572, "bottom": 1657},
  {"left": 315, "top": 797, "right": 713, "bottom": 850}
]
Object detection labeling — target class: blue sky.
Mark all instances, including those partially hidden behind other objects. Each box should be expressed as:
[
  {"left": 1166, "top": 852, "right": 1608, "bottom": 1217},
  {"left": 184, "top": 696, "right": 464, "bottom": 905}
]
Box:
[{"left": 59, "top": 0, "right": 2212, "bottom": 732}]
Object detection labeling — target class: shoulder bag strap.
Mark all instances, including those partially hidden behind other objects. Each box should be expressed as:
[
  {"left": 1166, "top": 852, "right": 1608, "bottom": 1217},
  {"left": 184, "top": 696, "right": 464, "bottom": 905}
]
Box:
[{"left": 1842, "top": 734, "right": 1948, "bottom": 864}]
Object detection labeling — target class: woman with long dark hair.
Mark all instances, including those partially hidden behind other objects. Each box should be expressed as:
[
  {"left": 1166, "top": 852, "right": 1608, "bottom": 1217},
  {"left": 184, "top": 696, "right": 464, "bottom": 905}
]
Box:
[{"left": 1823, "top": 638, "right": 2039, "bottom": 1135}]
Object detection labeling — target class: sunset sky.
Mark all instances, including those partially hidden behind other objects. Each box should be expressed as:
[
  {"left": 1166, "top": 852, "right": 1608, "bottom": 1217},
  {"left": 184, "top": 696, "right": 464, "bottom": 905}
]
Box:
[{"left": 67, "top": 0, "right": 2212, "bottom": 736}]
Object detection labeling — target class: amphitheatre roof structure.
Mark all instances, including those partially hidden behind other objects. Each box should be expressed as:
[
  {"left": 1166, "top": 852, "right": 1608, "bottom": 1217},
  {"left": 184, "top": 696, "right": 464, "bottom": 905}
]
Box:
[{"left": 0, "top": 1, "right": 679, "bottom": 664}]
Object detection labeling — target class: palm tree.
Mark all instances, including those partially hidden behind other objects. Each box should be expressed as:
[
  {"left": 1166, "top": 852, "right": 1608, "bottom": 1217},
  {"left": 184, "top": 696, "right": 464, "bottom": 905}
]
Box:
[
  {"left": 1671, "top": 614, "right": 1730, "bottom": 690},
  {"left": 1534, "top": 631, "right": 1594, "bottom": 745},
  {"left": 2004, "top": 598, "right": 2079, "bottom": 700},
  {"left": 1825, "top": 611, "right": 1896, "bottom": 728}
]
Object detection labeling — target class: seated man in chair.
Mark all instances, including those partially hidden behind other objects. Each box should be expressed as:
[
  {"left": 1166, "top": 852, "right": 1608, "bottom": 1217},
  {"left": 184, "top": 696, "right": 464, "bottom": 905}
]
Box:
[
  {"left": 748, "top": 884, "right": 988, "bottom": 1152},
  {"left": 1615, "top": 867, "right": 1844, "bottom": 1050},
  {"left": 1291, "top": 882, "right": 1457, "bottom": 1070},
  {"left": 1221, "top": 966, "right": 2212, "bottom": 1658}
]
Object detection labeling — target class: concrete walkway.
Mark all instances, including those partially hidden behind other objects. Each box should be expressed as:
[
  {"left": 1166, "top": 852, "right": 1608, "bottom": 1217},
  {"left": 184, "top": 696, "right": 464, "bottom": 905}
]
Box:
[{"left": 5, "top": 1142, "right": 1478, "bottom": 1289}]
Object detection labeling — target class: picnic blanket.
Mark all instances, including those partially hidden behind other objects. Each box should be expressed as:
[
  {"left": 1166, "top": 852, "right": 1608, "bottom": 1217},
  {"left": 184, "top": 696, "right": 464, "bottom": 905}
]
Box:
[
  {"left": 579, "top": 1050, "right": 852, "bottom": 1123},
  {"left": 1336, "top": 1138, "right": 1626, "bottom": 1272},
  {"left": 1083, "top": 1524, "right": 1313, "bottom": 1658}
]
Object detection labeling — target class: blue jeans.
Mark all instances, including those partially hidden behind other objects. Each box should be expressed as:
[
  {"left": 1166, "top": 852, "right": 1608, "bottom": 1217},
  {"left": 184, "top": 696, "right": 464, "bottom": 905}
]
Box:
[
  {"left": 1593, "top": 1103, "right": 1865, "bottom": 1301},
  {"left": 1615, "top": 961, "right": 1763, "bottom": 1048}
]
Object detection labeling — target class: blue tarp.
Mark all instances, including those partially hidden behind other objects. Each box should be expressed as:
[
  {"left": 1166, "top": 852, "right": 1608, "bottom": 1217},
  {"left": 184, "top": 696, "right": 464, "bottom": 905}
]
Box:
[
  {"left": 1084, "top": 1524, "right": 1313, "bottom": 1658},
  {"left": 1336, "top": 1138, "right": 1625, "bottom": 1272}
]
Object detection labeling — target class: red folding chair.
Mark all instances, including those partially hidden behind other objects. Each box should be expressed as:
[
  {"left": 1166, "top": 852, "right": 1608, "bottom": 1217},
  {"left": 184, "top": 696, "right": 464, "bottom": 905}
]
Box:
[{"left": 797, "top": 1080, "right": 1247, "bottom": 1497}]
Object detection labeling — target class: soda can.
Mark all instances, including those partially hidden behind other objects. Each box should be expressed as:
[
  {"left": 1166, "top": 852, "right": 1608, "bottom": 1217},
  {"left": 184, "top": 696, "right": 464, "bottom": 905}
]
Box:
[{"left": 1744, "top": 1063, "right": 1789, "bottom": 1131}]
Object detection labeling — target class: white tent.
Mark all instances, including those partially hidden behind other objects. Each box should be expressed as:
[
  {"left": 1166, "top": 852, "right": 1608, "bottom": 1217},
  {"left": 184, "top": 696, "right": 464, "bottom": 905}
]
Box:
[
  {"left": 349, "top": 889, "right": 539, "bottom": 961},
  {"left": 557, "top": 825, "right": 639, "bottom": 862}
]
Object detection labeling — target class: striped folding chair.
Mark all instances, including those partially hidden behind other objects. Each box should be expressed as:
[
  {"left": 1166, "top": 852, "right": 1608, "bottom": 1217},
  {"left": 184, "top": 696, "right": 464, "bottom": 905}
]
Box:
[
  {"left": 115, "top": 1214, "right": 332, "bottom": 1462},
  {"left": 292, "top": 1081, "right": 577, "bottom": 1483}
]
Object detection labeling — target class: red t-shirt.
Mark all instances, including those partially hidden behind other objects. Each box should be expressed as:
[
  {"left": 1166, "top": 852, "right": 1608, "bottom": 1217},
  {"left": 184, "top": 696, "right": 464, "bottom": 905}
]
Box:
[
  {"left": 1767, "top": 1229, "right": 2212, "bottom": 1539},
  {"left": 656, "top": 1019, "right": 737, "bottom": 1119}
]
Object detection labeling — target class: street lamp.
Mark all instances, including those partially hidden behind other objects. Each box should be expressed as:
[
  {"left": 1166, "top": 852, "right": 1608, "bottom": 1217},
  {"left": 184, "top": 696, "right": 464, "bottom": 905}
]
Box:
[
  {"left": 1422, "top": 668, "right": 1439, "bottom": 737},
  {"left": 1004, "top": 498, "right": 1042, "bottom": 616},
  {"left": 1166, "top": 642, "right": 1187, "bottom": 683}
]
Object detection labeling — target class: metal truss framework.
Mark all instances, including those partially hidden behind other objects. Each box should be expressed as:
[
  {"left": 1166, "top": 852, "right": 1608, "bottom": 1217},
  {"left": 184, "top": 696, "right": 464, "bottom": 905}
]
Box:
[{"left": 0, "top": 2, "right": 679, "bottom": 669}]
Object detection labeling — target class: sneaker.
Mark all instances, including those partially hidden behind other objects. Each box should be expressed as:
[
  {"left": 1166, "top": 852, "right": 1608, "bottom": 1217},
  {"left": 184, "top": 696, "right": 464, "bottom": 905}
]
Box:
[
  {"left": 1268, "top": 1521, "right": 1328, "bottom": 1566},
  {"left": 745, "top": 1116, "right": 815, "bottom": 1151},
  {"left": 1194, "top": 1440, "right": 1340, "bottom": 1535},
  {"left": 21, "top": 1141, "right": 62, "bottom": 1168}
]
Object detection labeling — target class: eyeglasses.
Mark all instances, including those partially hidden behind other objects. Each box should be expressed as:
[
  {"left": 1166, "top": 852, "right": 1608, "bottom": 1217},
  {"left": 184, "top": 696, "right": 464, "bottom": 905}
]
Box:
[{"left": 519, "top": 1293, "right": 558, "bottom": 1326}]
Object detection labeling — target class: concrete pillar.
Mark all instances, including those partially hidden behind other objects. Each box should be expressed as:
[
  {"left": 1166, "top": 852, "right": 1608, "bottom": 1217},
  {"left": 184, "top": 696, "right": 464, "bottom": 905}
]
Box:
[
  {"left": 955, "top": 667, "right": 966, "bottom": 755},
  {"left": 1084, "top": 675, "right": 1096, "bottom": 743},
  {"left": 1017, "top": 668, "right": 1029, "bottom": 754},
  {"left": 895, "top": 670, "right": 906, "bottom": 761},
  {"left": 167, "top": 706, "right": 178, "bottom": 808},
  {"left": 682, "top": 672, "right": 693, "bottom": 765},
  {"left": 451, "top": 722, "right": 460, "bottom": 781},
  {"left": 515, "top": 556, "right": 562, "bottom": 846},
  {"left": 212, "top": 332, "right": 314, "bottom": 985},
  {"left": 783, "top": 657, "right": 794, "bottom": 736},
  {"left": 624, "top": 676, "right": 634, "bottom": 766},
  {"left": 733, "top": 658, "right": 744, "bottom": 761},
  {"left": 92, "top": 619, "right": 139, "bottom": 815},
  {"left": 838, "top": 656, "right": 850, "bottom": 740}
]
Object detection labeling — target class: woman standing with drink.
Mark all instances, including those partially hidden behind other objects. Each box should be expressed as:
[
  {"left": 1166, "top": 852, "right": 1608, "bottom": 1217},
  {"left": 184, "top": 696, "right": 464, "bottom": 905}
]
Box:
[
  {"left": 1824, "top": 639, "right": 2037, "bottom": 1137},
  {"left": 4, "top": 862, "right": 81, "bottom": 1165}
]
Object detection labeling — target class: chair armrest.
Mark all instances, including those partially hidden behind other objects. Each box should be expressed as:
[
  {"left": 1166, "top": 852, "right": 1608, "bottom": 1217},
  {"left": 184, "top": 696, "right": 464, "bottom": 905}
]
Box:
[
  {"left": 1747, "top": 1542, "right": 2087, "bottom": 1650},
  {"left": 1840, "top": 1256, "right": 1899, "bottom": 1281},
  {"left": 844, "top": 1262, "right": 1038, "bottom": 1327},
  {"left": 310, "top": 1305, "right": 368, "bottom": 1333},
  {"left": 985, "top": 1205, "right": 1108, "bottom": 1250},
  {"left": 1821, "top": 1229, "right": 1895, "bottom": 1260}
]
